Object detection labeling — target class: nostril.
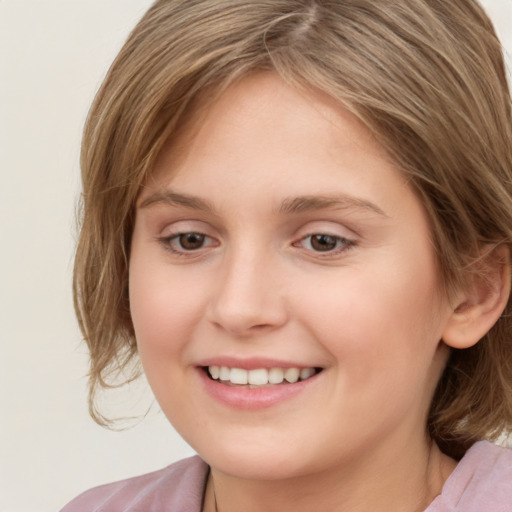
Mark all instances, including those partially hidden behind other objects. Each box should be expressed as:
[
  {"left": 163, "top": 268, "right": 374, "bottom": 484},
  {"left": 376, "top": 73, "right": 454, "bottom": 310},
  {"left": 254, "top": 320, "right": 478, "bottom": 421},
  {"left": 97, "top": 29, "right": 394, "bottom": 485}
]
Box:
[{"left": 207, "top": 275, "right": 289, "bottom": 335}]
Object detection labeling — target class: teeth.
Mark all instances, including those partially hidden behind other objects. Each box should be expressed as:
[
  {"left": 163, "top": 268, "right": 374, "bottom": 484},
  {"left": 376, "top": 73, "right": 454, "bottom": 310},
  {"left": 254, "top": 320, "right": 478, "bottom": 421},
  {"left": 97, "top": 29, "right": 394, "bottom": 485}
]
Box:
[
  {"left": 300, "top": 367, "right": 315, "bottom": 380},
  {"left": 209, "top": 366, "right": 220, "bottom": 379},
  {"left": 284, "top": 367, "right": 300, "bottom": 383},
  {"left": 248, "top": 368, "right": 268, "bottom": 385},
  {"left": 208, "top": 366, "right": 317, "bottom": 386},
  {"left": 230, "top": 368, "right": 248, "bottom": 385},
  {"left": 268, "top": 367, "right": 284, "bottom": 384}
]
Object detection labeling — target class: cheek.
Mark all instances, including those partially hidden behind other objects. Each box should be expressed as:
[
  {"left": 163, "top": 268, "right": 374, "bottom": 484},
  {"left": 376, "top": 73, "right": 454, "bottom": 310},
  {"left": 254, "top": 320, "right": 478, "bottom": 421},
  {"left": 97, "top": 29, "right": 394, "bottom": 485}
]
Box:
[
  {"left": 295, "top": 255, "right": 444, "bottom": 382},
  {"left": 128, "top": 268, "right": 195, "bottom": 410},
  {"left": 128, "top": 256, "right": 196, "bottom": 378},
  {"left": 302, "top": 268, "right": 438, "bottom": 340},
  {"left": 129, "top": 247, "right": 206, "bottom": 345},
  {"left": 303, "top": 273, "right": 444, "bottom": 436}
]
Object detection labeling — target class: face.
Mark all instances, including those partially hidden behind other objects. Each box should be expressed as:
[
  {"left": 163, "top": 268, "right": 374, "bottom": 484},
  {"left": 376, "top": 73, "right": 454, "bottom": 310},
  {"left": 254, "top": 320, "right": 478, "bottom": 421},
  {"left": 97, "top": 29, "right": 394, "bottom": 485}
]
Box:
[{"left": 130, "top": 73, "right": 454, "bottom": 481}]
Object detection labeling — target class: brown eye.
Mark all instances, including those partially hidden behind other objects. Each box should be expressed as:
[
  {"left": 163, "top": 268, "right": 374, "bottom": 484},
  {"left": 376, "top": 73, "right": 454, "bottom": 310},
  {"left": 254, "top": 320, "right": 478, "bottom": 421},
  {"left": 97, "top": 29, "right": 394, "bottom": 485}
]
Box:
[
  {"left": 310, "top": 234, "right": 339, "bottom": 252},
  {"left": 294, "top": 232, "right": 354, "bottom": 256},
  {"left": 178, "top": 232, "right": 206, "bottom": 250}
]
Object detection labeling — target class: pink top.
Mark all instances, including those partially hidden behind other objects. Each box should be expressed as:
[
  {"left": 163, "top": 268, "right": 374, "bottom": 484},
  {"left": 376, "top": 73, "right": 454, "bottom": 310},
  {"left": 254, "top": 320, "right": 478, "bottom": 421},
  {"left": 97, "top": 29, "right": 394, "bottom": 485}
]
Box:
[{"left": 61, "top": 441, "right": 512, "bottom": 511}]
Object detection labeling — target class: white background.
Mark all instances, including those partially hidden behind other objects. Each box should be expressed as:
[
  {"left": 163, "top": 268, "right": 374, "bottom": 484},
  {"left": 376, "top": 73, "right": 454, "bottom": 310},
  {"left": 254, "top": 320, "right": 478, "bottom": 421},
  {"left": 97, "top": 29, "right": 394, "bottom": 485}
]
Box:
[{"left": 0, "top": 1, "right": 511, "bottom": 511}]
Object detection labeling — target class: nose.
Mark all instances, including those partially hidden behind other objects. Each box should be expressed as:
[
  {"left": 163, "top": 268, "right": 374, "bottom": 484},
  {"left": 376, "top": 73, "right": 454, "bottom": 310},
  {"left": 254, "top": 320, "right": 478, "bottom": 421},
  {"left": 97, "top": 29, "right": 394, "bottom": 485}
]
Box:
[{"left": 207, "top": 248, "right": 289, "bottom": 337}]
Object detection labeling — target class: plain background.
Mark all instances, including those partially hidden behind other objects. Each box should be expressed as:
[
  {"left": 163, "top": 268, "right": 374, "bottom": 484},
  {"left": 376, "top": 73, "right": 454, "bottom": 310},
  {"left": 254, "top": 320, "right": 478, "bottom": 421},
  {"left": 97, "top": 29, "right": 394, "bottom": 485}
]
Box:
[{"left": 0, "top": 1, "right": 511, "bottom": 511}]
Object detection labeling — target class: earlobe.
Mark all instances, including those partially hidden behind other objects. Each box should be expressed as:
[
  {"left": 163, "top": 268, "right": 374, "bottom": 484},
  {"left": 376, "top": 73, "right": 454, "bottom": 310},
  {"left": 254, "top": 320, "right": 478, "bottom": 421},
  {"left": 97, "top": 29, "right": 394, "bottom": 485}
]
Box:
[{"left": 442, "top": 244, "right": 511, "bottom": 349}]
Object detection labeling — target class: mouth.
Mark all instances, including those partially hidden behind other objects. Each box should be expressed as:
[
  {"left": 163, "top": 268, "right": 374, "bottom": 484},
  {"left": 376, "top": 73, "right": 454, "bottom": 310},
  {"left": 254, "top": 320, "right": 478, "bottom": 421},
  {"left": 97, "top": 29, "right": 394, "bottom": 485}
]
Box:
[{"left": 204, "top": 365, "right": 322, "bottom": 388}]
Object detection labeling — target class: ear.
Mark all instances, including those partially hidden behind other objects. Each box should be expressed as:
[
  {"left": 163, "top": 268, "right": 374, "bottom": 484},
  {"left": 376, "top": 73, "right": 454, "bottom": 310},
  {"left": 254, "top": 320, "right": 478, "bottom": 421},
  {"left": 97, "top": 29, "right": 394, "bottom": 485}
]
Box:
[{"left": 442, "top": 244, "right": 511, "bottom": 349}]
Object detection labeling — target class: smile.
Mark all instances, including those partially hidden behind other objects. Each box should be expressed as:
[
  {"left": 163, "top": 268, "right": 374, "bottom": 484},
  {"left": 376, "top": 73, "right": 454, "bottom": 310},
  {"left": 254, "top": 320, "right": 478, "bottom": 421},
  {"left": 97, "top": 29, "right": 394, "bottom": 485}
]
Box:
[
  {"left": 207, "top": 366, "right": 319, "bottom": 386},
  {"left": 198, "top": 362, "right": 323, "bottom": 409}
]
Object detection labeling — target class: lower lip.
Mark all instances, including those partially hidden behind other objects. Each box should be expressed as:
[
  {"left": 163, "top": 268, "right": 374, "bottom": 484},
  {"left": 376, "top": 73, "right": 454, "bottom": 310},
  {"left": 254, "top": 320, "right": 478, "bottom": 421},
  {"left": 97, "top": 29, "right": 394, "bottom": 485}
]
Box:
[{"left": 198, "top": 368, "right": 320, "bottom": 410}]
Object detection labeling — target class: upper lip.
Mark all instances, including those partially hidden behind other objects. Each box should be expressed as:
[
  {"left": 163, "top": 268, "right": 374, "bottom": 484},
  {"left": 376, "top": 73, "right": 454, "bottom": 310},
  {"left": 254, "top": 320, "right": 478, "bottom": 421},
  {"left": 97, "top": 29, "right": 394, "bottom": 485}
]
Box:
[{"left": 196, "top": 357, "right": 320, "bottom": 370}]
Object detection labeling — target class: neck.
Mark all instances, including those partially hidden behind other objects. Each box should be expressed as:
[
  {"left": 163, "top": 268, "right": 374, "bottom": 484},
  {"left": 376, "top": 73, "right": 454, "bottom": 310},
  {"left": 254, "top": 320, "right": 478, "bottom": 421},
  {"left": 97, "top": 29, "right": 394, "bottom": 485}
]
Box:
[{"left": 203, "top": 436, "right": 457, "bottom": 512}]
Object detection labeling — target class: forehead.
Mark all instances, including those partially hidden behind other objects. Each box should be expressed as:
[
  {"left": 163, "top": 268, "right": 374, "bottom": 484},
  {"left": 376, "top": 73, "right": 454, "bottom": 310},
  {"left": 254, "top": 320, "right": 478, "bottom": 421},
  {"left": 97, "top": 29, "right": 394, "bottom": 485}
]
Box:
[
  {"left": 136, "top": 74, "right": 433, "bottom": 247},
  {"left": 144, "top": 72, "right": 398, "bottom": 195}
]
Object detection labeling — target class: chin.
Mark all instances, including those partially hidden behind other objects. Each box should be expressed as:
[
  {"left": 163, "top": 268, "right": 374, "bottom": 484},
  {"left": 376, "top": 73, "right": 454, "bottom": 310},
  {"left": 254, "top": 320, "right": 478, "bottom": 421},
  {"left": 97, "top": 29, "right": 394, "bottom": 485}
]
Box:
[
  {"left": 190, "top": 433, "right": 323, "bottom": 481},
  {"left": 209, "top": 453, "right": 308, "bottom": 481}
]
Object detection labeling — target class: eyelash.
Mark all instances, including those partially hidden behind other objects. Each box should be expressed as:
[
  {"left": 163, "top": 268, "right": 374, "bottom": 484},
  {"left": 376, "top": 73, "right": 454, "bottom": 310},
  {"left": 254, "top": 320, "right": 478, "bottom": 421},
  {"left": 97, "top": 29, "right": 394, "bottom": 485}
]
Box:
[
  {"left": 294, "top": 233, "right": 356, "bottom": 256},
  {"left": 158, "top": 232, "right": 217, "bottom": 256},
  {"left": 158, "top": 231, "right": 355, "bottom": 258}
]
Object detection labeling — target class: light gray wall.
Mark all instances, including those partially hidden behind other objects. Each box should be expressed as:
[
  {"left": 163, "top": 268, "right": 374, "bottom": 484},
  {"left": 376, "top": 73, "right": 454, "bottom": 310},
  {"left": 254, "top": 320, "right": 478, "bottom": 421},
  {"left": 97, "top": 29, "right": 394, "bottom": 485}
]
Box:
[{"left": 1, "top": 2, "right": 510, "bottom": 511}]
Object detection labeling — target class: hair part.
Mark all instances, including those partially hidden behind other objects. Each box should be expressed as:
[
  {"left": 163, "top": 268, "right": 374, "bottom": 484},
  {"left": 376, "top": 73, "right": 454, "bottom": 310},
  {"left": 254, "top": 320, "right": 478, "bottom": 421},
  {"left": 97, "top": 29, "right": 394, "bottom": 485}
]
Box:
[{"left": 74, "top": 0, "right": 512, "bottom": 457}]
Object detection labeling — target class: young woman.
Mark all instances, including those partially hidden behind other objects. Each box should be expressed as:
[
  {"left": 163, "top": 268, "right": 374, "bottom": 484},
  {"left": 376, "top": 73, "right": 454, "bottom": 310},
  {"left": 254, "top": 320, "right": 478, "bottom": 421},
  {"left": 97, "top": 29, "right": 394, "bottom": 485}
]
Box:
[{"left": 62, "top": 1, "right": 512, "bottom": 510}]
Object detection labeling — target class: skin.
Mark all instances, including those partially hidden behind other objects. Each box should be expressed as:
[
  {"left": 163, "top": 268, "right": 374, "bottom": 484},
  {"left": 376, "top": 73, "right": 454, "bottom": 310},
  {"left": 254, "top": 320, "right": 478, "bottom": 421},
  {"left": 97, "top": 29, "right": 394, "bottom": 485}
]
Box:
[{"left": 129, "top": 73, "right": 460, "bottom": 512}]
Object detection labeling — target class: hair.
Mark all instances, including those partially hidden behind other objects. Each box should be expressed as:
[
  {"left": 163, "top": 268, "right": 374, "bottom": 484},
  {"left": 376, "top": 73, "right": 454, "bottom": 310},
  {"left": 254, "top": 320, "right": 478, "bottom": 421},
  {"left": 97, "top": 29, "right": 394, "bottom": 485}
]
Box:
[{"left": 74, "top": 0, "right": 512, "bottom": 459}]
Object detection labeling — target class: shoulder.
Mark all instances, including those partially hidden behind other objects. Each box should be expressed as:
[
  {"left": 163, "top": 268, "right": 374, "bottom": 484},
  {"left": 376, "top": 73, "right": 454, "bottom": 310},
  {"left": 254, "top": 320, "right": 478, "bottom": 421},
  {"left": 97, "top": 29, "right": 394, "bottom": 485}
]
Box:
[
  {"left": 428, "top": 441, "right": 512, "bottom": 512},
  {"left": 60, "top": 455, "right": 209, "bottom": 512}
]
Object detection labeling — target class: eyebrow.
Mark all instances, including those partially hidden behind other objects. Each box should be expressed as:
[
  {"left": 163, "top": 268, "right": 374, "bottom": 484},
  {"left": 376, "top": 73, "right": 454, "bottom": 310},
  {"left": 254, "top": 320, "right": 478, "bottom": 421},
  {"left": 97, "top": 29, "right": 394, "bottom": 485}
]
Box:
[
  {"left": 139, "top": 190, "right": 216, "bottom": 212},
  {"left": 279, "top": 195, "right": 387, "bottom": 217},
  {"left": 139, "top": 190, "right": 387, "bottom": 217}
]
